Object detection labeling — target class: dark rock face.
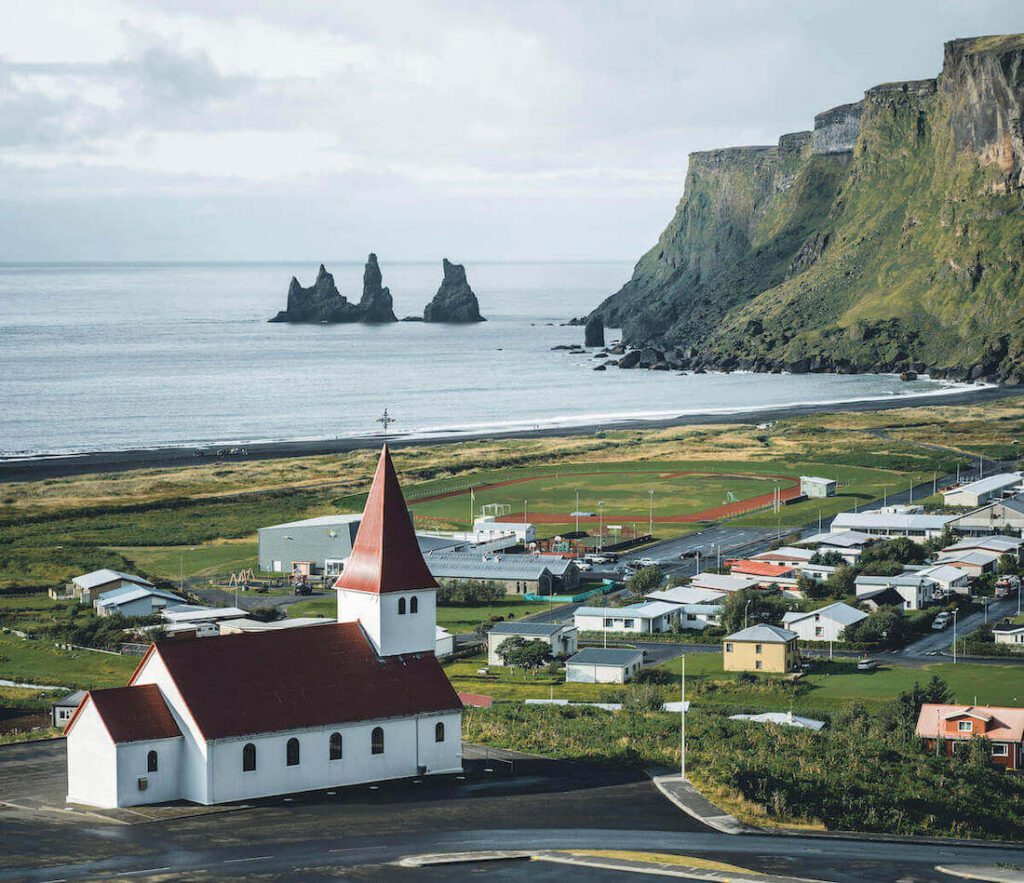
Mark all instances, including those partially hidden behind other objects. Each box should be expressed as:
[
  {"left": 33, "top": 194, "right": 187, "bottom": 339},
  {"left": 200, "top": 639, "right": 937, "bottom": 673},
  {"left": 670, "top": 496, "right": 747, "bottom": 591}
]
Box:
[
  {"left": 618, "top": 350, "right": 642, "bottom": 369},
  {"left": 359, "top": 253, "right": 397, "bottom": 322},
  {"left": 269, "top": 264, "right": 361, "bottom": 323},
  {"left": 269, "top": 255, "right": 397, "bottom": 323},
  {"left": 584, "top": 314, "right": 605, "bottom": 347},
  {"left": 423, "top": 259, "right": 485, "bottom": 322}
]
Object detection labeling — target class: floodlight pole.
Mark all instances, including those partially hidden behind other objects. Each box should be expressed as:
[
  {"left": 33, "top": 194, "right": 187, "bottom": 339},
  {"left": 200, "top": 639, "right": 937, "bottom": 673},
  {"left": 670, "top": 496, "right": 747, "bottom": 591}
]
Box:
[
  {"left": 744, "top": 599, "right": 753, "bottom": 630},
  {"left": 598, "top": 501, "right": 604, "bottom": 551},
  {"left": 575, "top": 488, "right": 580, "bottom": 535},
  {"left": 649, "top": 489, "right": 655, "bottom": 538},
  {"left": 952, "top": 608, "right": 958, "bottom": 664},
  {"left": 680, "top": 654, "right": 686, "bottom": 780}
]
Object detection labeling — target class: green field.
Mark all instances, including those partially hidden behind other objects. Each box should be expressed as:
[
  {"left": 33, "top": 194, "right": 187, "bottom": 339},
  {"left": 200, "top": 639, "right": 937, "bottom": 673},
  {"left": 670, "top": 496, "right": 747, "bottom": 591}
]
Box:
[
  {"left": 110, "top": 540, "right": 258, "bottom": 582},
  {"left": 0, "top": 631, "right": 137, "bottom": 690}
]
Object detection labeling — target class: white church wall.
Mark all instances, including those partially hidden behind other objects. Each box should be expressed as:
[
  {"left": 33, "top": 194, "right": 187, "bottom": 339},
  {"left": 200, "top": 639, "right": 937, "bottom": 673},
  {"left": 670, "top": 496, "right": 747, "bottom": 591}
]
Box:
[
  {"left": 207, "top": 711, "right": 462, "bottom": 805},
  {"left": 131, "top": 651, "right": 211, "bottom": 804},
  {"left": 336, "top": 588, "right": 437, "bottom": 656},
  {"left": 66, "top": 700, "right": 118, "bottom": 808},
  {"left": 115, "top": 737, "right": 183, "bottom": 806}
]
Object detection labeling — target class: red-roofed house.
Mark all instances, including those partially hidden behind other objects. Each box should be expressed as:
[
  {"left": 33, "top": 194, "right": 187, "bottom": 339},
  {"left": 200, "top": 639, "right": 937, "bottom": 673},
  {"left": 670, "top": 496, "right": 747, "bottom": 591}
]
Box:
[
  {"left": 66, "top": 447, "right": 463, "bottom": 809},
  {"left": 728, "top": 560, "right": 799, "bottom": 592},
  {"left": 915, "top": 703, "right": 1024, "bottom": 770}
]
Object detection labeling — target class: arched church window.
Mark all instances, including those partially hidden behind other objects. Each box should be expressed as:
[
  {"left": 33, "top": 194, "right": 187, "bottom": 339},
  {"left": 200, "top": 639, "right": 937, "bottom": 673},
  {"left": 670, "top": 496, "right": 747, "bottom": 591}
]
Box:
[
  {"left": 147, "top": 750, "right": 158, "bottom": 772},
  {"left": 371, "top": 727, "right": 384, "bottom": 755},
  {"left": 329, "top": 732, "right": 343, "bottom": 760},
  {"left": 410, "top": 596, "right": 418, "bottom": 614},
  {"left": 286, "top": 737, "right": 300, "bottom": 766},
  {"left": 435, "top": 722, "right": 445, "bottom": 743},
  {"left": 242, "top": 743, "right": 256, "bottom": 772},
  {"left": 398, "top": 597, "right": 406, "bottom": 614}
]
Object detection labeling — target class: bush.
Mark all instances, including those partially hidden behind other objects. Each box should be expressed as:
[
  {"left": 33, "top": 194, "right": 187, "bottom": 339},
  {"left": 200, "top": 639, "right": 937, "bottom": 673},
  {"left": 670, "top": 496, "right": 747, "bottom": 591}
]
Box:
[
  {"left": 626, "top": 565, "right": 663, "bottom": 595},
  {"left": 622, "top": 683, "right": 666, "bottom": 713},
  {"left": 634, "top": 668, "right": 675, "bottom": 685},
  {"left": 436, "top": 580, "right": 507, "bottom": 604}
]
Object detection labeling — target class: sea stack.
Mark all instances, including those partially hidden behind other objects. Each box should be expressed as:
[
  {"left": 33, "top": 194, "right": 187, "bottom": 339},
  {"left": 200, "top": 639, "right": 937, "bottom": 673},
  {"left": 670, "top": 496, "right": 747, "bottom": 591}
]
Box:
[
  {"left": 358, "top": 253, "right": 398, "bottom": 322},
  {"left": 423, "top": 259, "right": 485, "bottom": 322},
  {"left": 268, "top": 264, "right": 360, "bottom": 323},
  {"left": 584, "top": 314, "right": 605, "bottom": 347}
]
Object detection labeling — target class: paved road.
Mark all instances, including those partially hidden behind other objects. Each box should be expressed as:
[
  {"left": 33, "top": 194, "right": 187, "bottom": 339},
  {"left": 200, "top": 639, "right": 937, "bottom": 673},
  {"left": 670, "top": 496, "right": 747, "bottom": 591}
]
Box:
[
  {"left": 898, "top": 595, "right": 1022, "bottom": 658},
  {"left": 2, "top": 741, "right": 1023, "bottom": 882}
]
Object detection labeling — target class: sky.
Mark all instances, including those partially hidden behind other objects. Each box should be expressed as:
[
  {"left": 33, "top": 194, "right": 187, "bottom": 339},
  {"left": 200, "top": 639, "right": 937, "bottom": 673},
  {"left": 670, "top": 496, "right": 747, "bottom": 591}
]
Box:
[{"left": 2, "top": 0, "right": 1024, "bottom": 262}]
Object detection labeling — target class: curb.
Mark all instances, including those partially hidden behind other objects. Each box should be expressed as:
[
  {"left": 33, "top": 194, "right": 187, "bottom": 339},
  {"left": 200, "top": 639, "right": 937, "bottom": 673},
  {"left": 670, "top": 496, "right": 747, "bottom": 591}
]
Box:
[
  {"left": 649, "top": 773, "right": 758, "bottom": 835},
  {"left": 935, "top": 866, "right": 1024, "bottom": 882}
]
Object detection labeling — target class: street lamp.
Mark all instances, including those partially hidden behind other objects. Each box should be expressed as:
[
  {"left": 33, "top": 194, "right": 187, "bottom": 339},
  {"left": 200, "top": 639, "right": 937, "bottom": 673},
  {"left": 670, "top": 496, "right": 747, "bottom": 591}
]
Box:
[
  {"left": 680, "top": 654, "right": 687, "bottom": 781},
  {"left": 952, "top": 608, "right": 959, "bottom": 664},
  {"left": 744, "top": 599, "right": 753, "bottom": 630},
  {"left": 598, "top": 501, "right": 605, "bottom": 551},
  {"left": 648, "top": 489, "right": 655, "bottom": 538},
  {"left": 575, "top": 488, "right": 580, "bottom": 536}
]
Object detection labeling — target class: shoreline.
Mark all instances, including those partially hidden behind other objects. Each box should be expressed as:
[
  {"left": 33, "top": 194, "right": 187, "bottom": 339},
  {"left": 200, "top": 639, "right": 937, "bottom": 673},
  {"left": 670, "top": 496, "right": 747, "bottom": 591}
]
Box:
[{"left": 1, "top": 384, "right": 1019, "bottom": 484}]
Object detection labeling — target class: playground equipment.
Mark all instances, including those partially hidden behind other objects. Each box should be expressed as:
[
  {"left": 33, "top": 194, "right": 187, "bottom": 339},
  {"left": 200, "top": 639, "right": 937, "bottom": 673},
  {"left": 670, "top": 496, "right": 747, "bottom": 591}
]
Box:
[{"left": 228, "top": 569, "right": 255, "bottom": 588}]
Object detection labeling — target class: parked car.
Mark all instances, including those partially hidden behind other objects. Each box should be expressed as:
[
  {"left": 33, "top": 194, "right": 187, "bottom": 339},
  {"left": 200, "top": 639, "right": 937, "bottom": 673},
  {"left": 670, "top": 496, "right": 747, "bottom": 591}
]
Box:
[
  {"left": 931, "top": 611, "right": 952, "bottom": 631},
  {"left": 572, "top": 559, "right": 593, "bottom": 571},
  {"left": 856, "top": 658, "right": 878, "bottom": 671},
  {"left": 638, "top": 557, "right": 658, "bottom": 567},
  {"left": 585, "top": 554, "right": 610, "bottom": 565}
]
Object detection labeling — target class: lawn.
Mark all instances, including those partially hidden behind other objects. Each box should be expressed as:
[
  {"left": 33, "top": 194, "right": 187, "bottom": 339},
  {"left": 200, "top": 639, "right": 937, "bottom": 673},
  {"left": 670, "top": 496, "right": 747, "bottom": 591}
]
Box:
[
  {"left": 0, "top": 632, "right": 138, "bottom": 690},
  {"left": 110, "top": 540, "right": 258, "bottom": 582},
  {"left": 444, "top": 655, "right": 648, "bottom": 702}
]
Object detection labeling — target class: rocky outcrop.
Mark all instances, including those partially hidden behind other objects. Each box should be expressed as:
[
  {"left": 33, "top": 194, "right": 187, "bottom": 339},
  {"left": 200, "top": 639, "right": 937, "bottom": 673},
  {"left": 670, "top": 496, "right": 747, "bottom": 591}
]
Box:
[
  {"left": 358, "top": 254, "right": 397, "bottom": 322},
  {"left": 584, "top": 314, "right": 605, "bottom": 346},
  {"left": 268, "top": 264, "right": 361, "bottom": 323},
  {"left": 269, "top": 255, "right": 397, "bottom": 323},
  {"left": 590, "top": 33, "right": 1024, "bottom": 382},
  {"left": 423, "top": 259, "right": 485, "bottom": 322}
]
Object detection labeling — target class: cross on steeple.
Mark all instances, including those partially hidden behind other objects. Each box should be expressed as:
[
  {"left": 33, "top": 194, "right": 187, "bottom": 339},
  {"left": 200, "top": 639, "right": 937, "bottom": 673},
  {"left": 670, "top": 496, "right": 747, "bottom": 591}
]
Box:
[{"left": 376, "top": 408, "right": 396, "bottom": 442}]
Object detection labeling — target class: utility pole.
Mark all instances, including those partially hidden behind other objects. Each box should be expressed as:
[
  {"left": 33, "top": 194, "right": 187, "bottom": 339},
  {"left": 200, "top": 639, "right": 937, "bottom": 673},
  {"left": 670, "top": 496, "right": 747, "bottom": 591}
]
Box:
[
  {"left": 680, "top": 654, "right": 686, "bottom": 781},
  {"left": 952, "top": 608, "right": 958, "bottom": 664},
  {"left": 649, "top": 489, "right": 655, "bottom": 538},
  {"left": 575, "top": 488, "right": 580, "bottom": 536},
  {"left": 598, "top": 501, "right": 604, "bottom": 551}
]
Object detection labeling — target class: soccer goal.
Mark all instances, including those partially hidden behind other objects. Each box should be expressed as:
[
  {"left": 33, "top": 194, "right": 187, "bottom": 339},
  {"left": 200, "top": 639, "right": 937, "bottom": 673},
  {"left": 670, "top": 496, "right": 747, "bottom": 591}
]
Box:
[{"left": 480, "top": 503, "right": 513, "bottom": 518}]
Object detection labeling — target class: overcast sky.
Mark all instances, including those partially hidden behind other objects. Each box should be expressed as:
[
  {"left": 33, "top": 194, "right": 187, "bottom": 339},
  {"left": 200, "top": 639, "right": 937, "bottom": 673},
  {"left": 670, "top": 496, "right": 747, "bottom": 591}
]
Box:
[{"left": 2, "top": 0, "right": 1023, "bottom": 261}]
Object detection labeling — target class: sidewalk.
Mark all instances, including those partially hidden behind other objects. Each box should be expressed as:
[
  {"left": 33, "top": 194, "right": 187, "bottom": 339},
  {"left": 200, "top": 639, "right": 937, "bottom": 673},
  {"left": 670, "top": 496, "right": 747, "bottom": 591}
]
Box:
[{"left": 650, "top": 774, "right": 756, "bottom": 835}]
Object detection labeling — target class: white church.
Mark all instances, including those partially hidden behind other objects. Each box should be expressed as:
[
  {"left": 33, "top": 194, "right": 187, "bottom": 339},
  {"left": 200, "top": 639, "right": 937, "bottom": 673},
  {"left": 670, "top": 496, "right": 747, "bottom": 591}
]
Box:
[{"left": 65, "top": 447, "right": 464, "bottom": 808}]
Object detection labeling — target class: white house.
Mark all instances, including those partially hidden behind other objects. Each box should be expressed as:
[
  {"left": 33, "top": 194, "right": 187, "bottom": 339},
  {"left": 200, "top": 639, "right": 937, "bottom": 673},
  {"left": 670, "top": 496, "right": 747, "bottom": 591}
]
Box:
[
  {"left": 855, "top": 573, "right": 934, "bottom": 610},
  {"left": 65, "top": 446, "right": 463, "bottom": 809},
  {"left": 688, "top": 572, "right": 760, "bottom": 594},
  {"left": 69, "top": 569, "right": 154, "bottom": 604},
  {"left": 573, "top": 600, "right": 680, "bottom": 634},
  {"left": 646, "top": 585, "right": 727, "bottom": 606},
  {"left": 830, "top": 510, "right": 953, "bottom": 540},
  {"left": 993, "top": 621, "right": 1024, "bottom": 648},
  {"left": 565, "top": 648, "right": 645, "bottom": 684},
  {"left": 782, "top": 602, "right": 867, "bottom": 642},
  {"left": 800, "top": 476, "right": 837, "bottom": 498},
  {"left": 94, "top": 586, "right": 185, "bottom": 618},
  {"left": 943, "top": 473, "right": 1022, "bottom": 508},
  {"left": 486, "top": 621, "right": 578, "bottom": 665},
  {"left": 677, "top": 603, "right": 724, "bottom": 631},
  {"left": 472, "top": 517, "right": 536, "bottom": 544},
  {"left": 797, "top": 530, "right": 875, "bottom": 564},
  {"left": 913, "top": 564, "right": 971, "bottom": 595}
]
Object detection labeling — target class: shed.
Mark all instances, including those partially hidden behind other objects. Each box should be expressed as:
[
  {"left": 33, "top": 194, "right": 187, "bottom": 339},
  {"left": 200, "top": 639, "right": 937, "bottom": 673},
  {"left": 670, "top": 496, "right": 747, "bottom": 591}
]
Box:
[
  {"left": 565, "top": 648, "right": 645, "bottom": 684},
  {"left": 486, "top": 621, "right": 578, "bottom": 665},
  {"left": 52, "top": 690, "right": 87, "bottom": 728}
]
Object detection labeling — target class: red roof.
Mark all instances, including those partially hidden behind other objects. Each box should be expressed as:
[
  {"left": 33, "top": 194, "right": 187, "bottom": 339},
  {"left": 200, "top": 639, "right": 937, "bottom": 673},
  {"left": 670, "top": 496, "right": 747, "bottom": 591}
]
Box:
[
  {"left": 916, "top": 703, "right": 1024, "bottom": 742},
  {"left": 730, "top": 560, "right": 795, "bottom": 578},
  {"left": 65, "top": 684, "right": 181, "bottom": 743},
  {"left": 333, "top": 445, "right": 439, "bottom": 595},
  {"left": 132, "top": 622, "right": 461, "bottom": 740},
  {"left": 457, "top": 692, "right": 494, "bottom": 708}
]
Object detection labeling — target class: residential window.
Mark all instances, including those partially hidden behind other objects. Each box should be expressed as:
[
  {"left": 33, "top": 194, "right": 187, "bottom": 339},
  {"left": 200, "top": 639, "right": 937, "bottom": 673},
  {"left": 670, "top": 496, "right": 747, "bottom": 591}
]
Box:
[
  {"left": 410, "top": 596, "right": 419, "bottom": 614},
  {"left": 329, "top": 732, "right": 343, "bottom": 761},
  {"left": 286, "top": 737, "right": 300, "bottom": 766},
  {"left": 435, "top": 722, "right": 445, "bottom": 743},
  {"left": 755, "top": 661, "right": 763, "bottom": 670},
  {"left": 604, "top": 618, "right": 613, "bottom": 628},
  {"left": 623, "top": 619, "right": 635, "bottom": 629},
  {"left": 992, "top": 743, "right": 1009, "bottom": 757},
  {"left": 147, "top": 750, "right": 158, "bottom": 773},
  {"left": 242, "top": 743, "right": 256, "bottom": 772},
  {"left": 371, "top": 726, "right": 385, "bottom": 755},
  {"left": 398, "top": 597, "right": 406, "bottom": 615},
  {"left": 958, "top": 721, "right": 973, "bottom": 732},
  {"left": 814, "top": 627, "right": 823, "bottom": 637},
  {"left": 725, "top": 643, "right": 733, "bottom": 652},
  {"left": 755, "top": 644, "right": 762, "bottom": 654}
]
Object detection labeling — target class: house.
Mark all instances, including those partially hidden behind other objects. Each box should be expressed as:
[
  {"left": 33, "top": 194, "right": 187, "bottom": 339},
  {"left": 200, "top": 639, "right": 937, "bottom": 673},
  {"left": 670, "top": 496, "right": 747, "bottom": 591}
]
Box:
[
  {"left": 217, "top": 617, "right": 335, "bottom": 634},
  {"left": 574, "top": 600, "right": 681, "bottom": 634},
  {"left": 948, "top": 495, "right": 1024, "bottom": 537},
  {"left": 915, "top": 704, "right": 1024, "bottom": 770},
  {"left": 993, "top": 620, "right": 1024, "bottom": 648},
  {"left": 751, "top": 546, "right": 815, "bottom": 568},
  {"left": 472, "top": 517, "right": 536, "bottom": 544},
  {"left": 65, "top": 446, "right": 463, "bottom": 809},
  {"left": 728, "top": 560, "right": 798, "bottom": 588},
  {"left": 797, "top": 530, "right": 875, "bottom": 564},
  {"left": 95, "top": 586, "right": 185, "bottom": 618},
  {"left": 687, "top": 573, "right": 760, "bottom": 594},
  {"left": 729, "top": 711, "right": 826, "bottom": 731},
  {"left": 942, "top": 535, "right": 1023, "bottom": 562},
  {"left": 67, "top": 569, "right": 154, "bottom": 604},
  {"left": 435, "top": 626, "right": 455, "bottom": 658},
  {"left": 677, "top": 604, "right": 724, "bottom": 631},
  {"left": 51, "top": 690, "right": 86, "bottom": 728},
  {"left": 858, "top": 586, "right": 912, "bottom": 611},
  {"left": 913, "top": 564, "right": 971, "bottom": 595},
  {"left": 830, "top": 510, "right": 953, "bottom": 540},
  {"left": 646, "top": 585, "right": 727, "bottom": 606},
  {"left": 423, "top": 551, "right": 579, "bottom": 596},
  {"left": 258, "top": 514, "right": 363, "bottom": 575},
  {"left": 722, "top": 624, "right": 799, "bottom": 673},
  {"left": 782, "top": 602, "right": 867, "bottom": 641},
  {"left": 854, "top": 574, "right": 933, "bottom": 610},
  {"left": 800, "top": 476, "right": 837, "bottom": 498},
  {"left": 486, "top": 621, "right": 578, "bottom": 666},
  {"left": 934, "top": 548, "right": 1001, "bottom": 578},
  {"left": 565, "top": 648, "right": 645, "bottom": 684},
  {"left": 943, "top": 473, "right": 1022, "bottom": 508},
  {"left": 161, "top": 605, "right": 248, "bottom": 628}
]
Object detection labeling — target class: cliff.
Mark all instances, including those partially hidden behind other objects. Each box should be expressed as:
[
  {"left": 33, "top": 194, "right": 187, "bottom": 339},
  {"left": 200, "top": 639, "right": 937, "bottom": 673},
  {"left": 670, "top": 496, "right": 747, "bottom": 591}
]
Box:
[
  {"left": 423, "top": 259, "right": 485, "bottom": 322},
  {"left": 593, "top": 34, "right": 1024, "bottom": 383},
  {"left": 269, "top": 254, "right": 397, "bottom": 323}
]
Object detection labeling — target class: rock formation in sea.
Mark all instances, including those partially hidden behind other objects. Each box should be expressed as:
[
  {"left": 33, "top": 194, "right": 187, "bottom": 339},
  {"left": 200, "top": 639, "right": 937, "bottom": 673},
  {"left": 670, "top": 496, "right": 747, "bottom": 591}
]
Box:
[
  {"left": 584, "top": 314, "right": 605, "bottom": 347},
  {"left": 268, "top": 254, "right": 397, "bottom": 324},
  {"left": 423, "top": 259, "right": 485, "bottom": 322}
]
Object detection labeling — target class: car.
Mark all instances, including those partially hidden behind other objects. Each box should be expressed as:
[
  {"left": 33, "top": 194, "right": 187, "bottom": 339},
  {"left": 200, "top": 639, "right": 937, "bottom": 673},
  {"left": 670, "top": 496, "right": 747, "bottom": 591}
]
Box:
[
  {"left": 585, "top": 554, "right": 609, "bottom": 565},
  {"left": 799, "top": 660, "right": 815, "bottom": 672},
  {"left": 572, "top": 559, "right": 593, "bottom": 571},
  {"left": 638, "top": 557, "right": 658, "bottom": 567},
  {"left": 931, "top": 611, "right": 951, "bottom": 631},
  {"left": 856, "top": 658, "right": 878, "bottom": 671}
]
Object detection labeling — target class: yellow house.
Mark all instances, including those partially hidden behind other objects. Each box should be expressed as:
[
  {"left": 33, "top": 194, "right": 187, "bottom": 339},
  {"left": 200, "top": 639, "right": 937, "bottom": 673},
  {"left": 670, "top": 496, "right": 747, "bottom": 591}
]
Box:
[{"left": 723, "top": 624, "right": 799, "bottom": 673}]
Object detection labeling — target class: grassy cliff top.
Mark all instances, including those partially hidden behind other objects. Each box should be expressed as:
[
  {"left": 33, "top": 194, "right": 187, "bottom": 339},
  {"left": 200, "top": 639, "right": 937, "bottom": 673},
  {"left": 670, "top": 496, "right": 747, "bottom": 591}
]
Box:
[{"left": 956, "top": 33, "right": 1024, "bottom": 55}]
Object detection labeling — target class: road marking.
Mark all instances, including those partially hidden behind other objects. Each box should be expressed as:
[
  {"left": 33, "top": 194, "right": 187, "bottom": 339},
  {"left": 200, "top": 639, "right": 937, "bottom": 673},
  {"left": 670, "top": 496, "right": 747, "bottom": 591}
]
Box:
[
  {"left": 122, "top": 868, "right": 171, "bottom": 876},
  {"left": 223, "top": 855, "right": 272, "bottom": 864}
]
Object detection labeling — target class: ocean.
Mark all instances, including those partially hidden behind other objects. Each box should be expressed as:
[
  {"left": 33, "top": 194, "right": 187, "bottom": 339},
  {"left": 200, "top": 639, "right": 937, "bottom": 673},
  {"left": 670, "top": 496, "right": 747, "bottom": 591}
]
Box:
[{"left": 0, "top": 261, "right": 970, "bottom": 457}]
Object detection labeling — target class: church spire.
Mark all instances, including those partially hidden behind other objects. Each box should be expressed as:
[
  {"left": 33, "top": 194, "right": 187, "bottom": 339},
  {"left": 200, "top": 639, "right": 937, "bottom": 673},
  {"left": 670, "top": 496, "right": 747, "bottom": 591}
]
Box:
[{"left": 333, "top": 445, "right": 438, "bottom": 595}]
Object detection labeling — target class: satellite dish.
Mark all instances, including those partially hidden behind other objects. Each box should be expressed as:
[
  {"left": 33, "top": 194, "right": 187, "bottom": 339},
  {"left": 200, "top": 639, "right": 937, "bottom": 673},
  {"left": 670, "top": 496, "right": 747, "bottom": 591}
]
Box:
[{"left": 328, "top": 530, "right": 337, "bottom": 538}]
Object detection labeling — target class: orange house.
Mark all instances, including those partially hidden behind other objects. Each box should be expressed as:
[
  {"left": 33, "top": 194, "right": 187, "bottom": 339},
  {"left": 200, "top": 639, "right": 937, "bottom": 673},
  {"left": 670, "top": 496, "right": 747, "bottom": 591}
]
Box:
[{"left": 915, "top": 704, "right": 1024, "bottom": 771}]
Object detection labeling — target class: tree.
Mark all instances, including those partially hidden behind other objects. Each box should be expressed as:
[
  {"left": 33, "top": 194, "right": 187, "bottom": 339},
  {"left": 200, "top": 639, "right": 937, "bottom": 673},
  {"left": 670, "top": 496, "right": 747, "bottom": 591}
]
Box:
[
  {"left": 998, "top": 553, "right": 1018, "bottom": 576},
  {"left": 809, "top": 550, "right": 846, "bottom": 567},
  {"left": 844, "top": 607, "right": 909, "bottom": 646},
  {"left": 720, "top": 587, "right": 790, "bottom": 633},
  {"left": 859, "top": 537, "right": 925, "bottom": 567},
  {"left": 858, "top": 558, "right": 906, "bottom": 577},
  {"left": 892, "top": 682, "right": 928, "bottom": 733},
  {"left": 799, "top": 573, "right": 832, "bottom": 600},
  {"left": 626, "top": 565, "right": 663, "bottom": 596},
  {"left": 496, "top": 636, "right": 551, "bottom": 671},
  {"left": 826, "top": 564, "right": 857, "bottom": 598},
  {"left": 924, "top": 674, "right": 951, "bottom": 704},
  {"left": 623, "top": 683, "right": 665, "bottom": 713}
]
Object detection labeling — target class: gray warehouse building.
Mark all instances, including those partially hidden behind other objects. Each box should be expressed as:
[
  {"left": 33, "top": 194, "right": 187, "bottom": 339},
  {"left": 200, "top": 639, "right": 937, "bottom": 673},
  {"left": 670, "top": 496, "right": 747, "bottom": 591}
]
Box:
[{"left": 258, "top": 514, "right": 363, "bottom": 575}]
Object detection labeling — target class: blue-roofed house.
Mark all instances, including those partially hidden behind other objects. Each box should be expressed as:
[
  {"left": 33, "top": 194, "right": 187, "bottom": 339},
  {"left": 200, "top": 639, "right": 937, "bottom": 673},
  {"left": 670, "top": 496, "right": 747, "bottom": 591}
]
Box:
[{"left": 486, "top": 620, "right": 578, "bottom": 665}]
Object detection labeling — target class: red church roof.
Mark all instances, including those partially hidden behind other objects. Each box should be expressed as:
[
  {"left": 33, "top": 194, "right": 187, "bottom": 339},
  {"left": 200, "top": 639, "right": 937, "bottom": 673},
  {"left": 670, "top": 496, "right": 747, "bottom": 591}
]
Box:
[
  {"left": 65, "top": 683, "right": 181, "bottom": 743},
  {"left": 333, "top": 445, "right": 439, "bottom": 595},
  {"left": 130, "top": 622, "right": 461, "bottom": 740}
]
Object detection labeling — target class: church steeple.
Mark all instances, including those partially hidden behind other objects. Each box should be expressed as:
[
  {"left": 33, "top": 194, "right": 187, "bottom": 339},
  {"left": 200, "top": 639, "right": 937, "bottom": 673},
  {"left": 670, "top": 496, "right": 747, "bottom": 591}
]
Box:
[{"left": 335, "top": 446, "right": 438, "bottom": 656}]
